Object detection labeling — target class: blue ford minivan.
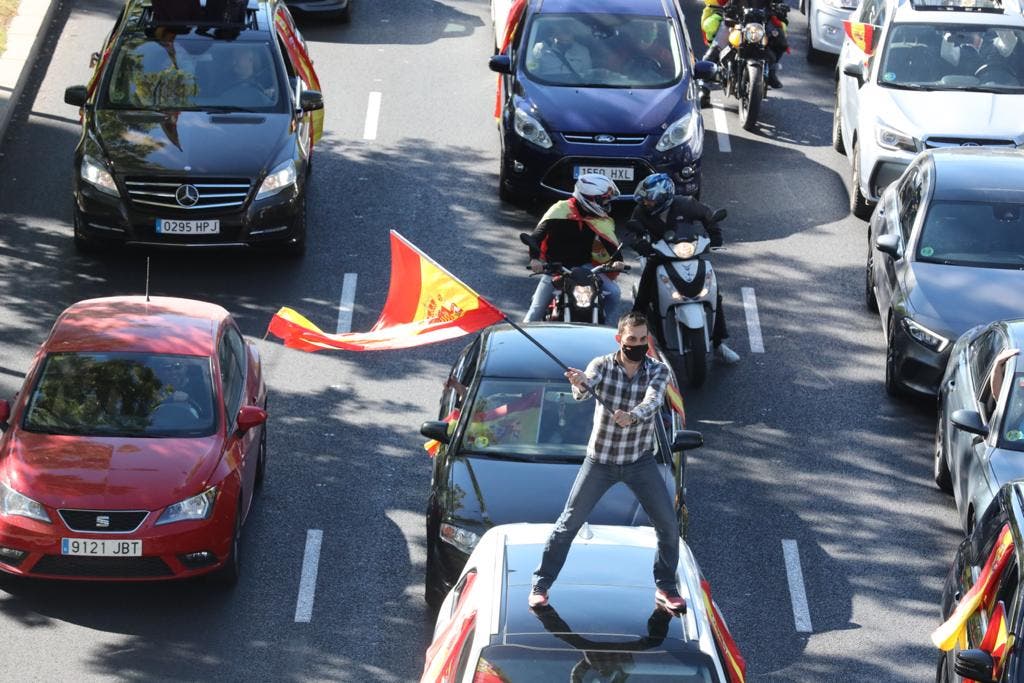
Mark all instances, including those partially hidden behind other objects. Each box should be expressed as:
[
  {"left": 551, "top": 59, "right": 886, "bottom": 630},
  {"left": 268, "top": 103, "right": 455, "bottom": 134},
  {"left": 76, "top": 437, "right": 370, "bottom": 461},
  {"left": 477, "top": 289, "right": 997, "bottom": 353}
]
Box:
[{"left": 488, "top": 0, "right": 714, "bottom": 204}]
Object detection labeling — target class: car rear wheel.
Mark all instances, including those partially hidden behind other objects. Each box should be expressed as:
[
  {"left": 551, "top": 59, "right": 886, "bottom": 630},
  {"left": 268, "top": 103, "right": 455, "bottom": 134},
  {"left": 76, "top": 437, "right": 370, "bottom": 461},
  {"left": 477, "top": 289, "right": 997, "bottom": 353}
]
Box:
[
  {"left": 851, "top": 142, "right": 874, "bottom": 220},
  {"left": 934, "top": 413, "right": 953, "bottom": 494}
]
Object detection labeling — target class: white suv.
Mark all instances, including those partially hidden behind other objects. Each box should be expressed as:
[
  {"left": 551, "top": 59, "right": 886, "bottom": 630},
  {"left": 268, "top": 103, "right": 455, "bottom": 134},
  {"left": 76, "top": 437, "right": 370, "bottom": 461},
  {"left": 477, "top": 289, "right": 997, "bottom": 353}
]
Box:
[
  {"left": 834, "top": 0, "right": 1024, "bottom": 219},
  {"left": 421, "top": 523, "right": 741, "bottom": 682}
]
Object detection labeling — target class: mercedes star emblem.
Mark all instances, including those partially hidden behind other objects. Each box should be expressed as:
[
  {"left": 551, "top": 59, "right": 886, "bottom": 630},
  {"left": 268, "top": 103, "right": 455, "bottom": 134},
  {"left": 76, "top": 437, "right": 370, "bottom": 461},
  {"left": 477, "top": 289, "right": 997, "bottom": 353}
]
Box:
[{"left": 175, "top": 184, "right": 200, "bottom": 207}]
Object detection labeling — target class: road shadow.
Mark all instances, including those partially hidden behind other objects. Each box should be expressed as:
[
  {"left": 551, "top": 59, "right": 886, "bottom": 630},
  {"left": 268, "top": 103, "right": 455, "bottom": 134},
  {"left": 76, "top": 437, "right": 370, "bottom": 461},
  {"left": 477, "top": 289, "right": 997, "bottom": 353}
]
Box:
[{"left": 295, "top": 0, "right": 486, "bottom": 47}]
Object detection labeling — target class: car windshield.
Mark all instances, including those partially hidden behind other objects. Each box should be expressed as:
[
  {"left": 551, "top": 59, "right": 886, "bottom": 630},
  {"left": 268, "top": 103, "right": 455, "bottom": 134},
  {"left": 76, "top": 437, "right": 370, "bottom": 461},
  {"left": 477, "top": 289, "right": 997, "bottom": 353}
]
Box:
[
  {"left": 23, "top": 352, "right": 216, "bottom": 438},
  {"left": 878, "top": 23, "right": 1024, "bottom": 92},
  {"left": 915, "top": 200, "right": 1024, "bottom": 268},
  {"left": 1000, "top": 372, "right": 1024, "bottom": 450},
  {"left": 476, "top": 647, "right": 718, "bottom": 682},
  {"left": 523, "top": 14, "right": 682, "bottom": 87},
  {"left": 460, "top": 379, "right": 602, "bottom": 459},
  {"left": 104, "top": 34, "right": 284, "bottom": 111}
]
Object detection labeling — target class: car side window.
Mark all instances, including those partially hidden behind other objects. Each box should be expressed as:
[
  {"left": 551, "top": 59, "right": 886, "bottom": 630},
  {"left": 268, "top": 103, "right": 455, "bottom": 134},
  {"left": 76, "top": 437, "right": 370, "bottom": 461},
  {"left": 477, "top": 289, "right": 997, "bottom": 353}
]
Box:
[
  {"left": 970, "top": 331, "right": 999, "bottom": 395},
  {"left": 277, "top": 36, "right": 298, "bottom": 81},
  {"left": 896, "top": 170, "right": 921, "bottom": 243},
  {"left": 219, "top": 326, "right": 247, "bottom": 424}
]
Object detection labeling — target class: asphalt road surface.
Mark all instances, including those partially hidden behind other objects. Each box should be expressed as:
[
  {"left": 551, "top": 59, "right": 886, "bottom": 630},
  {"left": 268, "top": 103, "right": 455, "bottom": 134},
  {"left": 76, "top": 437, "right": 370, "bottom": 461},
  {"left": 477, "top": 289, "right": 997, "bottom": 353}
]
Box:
[{"left": 0, "top": 0, "right": 960, "bottom": 680}]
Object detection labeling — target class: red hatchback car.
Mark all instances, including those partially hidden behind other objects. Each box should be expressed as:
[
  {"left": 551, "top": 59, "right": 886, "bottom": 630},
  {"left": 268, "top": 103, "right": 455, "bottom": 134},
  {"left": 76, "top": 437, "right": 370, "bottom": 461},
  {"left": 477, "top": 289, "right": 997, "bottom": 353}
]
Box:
[{"left": 0, "top": 296, "right": 267, "bottom": 583}]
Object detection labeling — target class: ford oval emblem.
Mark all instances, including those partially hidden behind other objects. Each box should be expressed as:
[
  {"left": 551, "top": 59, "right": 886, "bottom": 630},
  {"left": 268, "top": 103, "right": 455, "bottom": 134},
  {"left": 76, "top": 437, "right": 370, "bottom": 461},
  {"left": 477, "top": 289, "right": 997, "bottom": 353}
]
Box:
[{"left": 595, "top": 134, "right": 616, "bottom": 143}]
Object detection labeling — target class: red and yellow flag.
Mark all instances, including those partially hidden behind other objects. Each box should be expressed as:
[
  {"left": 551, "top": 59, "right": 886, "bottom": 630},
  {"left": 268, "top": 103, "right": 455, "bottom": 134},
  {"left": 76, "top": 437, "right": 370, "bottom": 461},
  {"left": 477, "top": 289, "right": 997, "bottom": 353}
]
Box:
[
  {"left": 980, "top": 601, "right": 1010, "bottom": 679},
  {"left": 495, "top": 0, "right": 528, "bottom": 119},
  {"left": 932, "top": 524, "right": 1015, "bottom": 651},
  {"left": 268, "top": 231, "right": 505, "bottom": 352},
  {"left": 842, "top": 20, "right": 880, "bottom": 56},
  {"left": 422, "top": 572, "right": 478, "bottom": 682},
  {"left": 700, "top": 578, "right": 746, "bottom": 683}
]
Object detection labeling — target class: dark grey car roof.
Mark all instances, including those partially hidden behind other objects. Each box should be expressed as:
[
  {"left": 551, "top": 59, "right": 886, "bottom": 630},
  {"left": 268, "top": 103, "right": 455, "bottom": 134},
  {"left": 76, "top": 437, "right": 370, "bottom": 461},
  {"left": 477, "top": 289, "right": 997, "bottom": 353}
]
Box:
[{"left": 931, "top": 149, "right": 1024, "bottom": 202}]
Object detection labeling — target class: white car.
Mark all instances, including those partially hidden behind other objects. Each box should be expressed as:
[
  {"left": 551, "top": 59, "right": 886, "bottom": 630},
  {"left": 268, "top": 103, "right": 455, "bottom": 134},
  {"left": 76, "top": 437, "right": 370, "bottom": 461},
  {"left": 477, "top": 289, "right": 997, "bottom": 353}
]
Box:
[
  {"left": 421, "top": 523, "right": 741, "bottom": 682},
  {"left": 834, "top": 0, "right": 1024, "bottom": 220},
  {"left": 802, "top": 0, "right": 859, "bottom": 60}
]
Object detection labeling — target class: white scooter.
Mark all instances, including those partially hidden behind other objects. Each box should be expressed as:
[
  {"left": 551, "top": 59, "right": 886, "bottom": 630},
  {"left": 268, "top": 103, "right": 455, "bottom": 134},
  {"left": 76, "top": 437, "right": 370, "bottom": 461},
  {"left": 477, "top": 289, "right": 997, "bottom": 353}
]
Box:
[{"left": 634, "top": 210, "right": 726, "bottom": 388}]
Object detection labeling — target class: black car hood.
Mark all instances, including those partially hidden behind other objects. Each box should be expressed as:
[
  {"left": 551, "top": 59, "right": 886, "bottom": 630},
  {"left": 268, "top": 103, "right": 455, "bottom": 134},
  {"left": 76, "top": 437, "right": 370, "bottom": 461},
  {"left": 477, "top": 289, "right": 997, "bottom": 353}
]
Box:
[
  {"left": 94, "top": 110, "right": 292, "bottom": 177},
  {"left": 449, "top": 455, "right": 667, "bottom": 527},
  {"left": 907, "top": 262, "right": 1024, "bottom": 335}
]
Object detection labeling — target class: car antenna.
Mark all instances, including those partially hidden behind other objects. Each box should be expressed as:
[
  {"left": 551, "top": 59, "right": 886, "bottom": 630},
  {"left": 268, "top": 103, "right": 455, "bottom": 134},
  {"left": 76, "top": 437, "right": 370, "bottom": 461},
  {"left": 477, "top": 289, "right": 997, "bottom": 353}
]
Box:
[{"left": 145, "top": 256, "right": 151, "bottom": 302}]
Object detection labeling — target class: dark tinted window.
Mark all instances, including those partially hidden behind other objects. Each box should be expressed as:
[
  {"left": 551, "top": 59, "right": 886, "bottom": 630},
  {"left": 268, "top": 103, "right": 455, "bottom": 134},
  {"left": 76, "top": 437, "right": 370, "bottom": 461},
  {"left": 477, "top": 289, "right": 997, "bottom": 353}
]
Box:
[
  {"left": 23, "top": 352, "right": 215, "bottom": 437},
  {"left": 476, "top": 645, "right": 718, "bottom": 682},
  {"left": 105, "top": 36, "right": 286, "bottom": 111},
  {"left": 897, "top": 171, "right": 921, "bottom": 241},
  {"left": 219, "top": 328, "right": 246, "bottom": 422},
  {"left": 917, "top": 201, "right": 1024, "bottom": 268},
  {"left": 970, "top": 330, "right": 1004, "bottom": 394},
  {"left": 1000, "top": 373, "right": 1024, "bottom": 450}
]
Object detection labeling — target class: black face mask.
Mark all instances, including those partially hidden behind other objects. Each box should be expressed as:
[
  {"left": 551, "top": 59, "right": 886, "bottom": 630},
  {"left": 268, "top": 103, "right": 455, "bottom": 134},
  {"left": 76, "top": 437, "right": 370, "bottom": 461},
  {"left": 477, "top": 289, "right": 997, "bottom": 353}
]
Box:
[{"left": 621, "top": 344, "right": 647, "bottom": 362}]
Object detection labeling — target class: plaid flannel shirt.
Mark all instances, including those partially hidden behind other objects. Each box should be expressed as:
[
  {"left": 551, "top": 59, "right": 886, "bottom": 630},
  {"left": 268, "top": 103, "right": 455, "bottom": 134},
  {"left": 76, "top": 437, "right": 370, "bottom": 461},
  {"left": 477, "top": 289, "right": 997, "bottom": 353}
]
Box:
[{"left": 571, "top": 352, "right": 670, "bottom": 465}]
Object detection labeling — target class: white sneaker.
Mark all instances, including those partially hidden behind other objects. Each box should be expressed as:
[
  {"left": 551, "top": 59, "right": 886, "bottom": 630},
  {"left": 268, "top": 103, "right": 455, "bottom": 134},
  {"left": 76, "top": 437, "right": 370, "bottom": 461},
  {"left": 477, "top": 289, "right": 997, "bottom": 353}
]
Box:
[{"left": 715, "top": 343, "right": 740, "bottom": 365}]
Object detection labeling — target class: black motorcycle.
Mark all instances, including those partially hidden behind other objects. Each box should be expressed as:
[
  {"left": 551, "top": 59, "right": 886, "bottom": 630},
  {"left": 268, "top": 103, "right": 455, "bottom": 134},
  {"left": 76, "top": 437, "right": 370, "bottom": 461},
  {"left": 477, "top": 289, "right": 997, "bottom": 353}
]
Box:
[
  {"left": 714, "top": 2, "right": 789, "bottom": 131},
  {"left": 520, "top": 233, "right": 628, "bottom": 324}
]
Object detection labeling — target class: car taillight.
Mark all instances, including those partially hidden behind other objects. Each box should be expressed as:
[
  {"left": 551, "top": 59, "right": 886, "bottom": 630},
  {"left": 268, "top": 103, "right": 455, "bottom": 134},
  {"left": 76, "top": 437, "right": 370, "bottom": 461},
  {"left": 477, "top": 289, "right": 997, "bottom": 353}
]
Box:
[{"left": 473, "top": 657, "right": 504, "bottom": 683}]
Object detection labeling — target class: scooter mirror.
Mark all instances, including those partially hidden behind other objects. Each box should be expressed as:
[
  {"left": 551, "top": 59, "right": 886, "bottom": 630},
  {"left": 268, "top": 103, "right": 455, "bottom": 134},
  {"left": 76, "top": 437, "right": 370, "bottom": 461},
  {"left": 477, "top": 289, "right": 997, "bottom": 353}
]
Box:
[{"left": 712, "top": 208, "right": 728, "bottom": 223}]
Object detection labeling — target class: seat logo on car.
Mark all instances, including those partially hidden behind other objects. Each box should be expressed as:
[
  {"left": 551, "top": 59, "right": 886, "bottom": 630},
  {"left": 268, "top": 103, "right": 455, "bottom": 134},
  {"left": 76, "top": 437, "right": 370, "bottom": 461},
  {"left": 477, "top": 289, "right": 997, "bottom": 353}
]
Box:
[
  {"left": 175, "top": 184, "right": 200, "bottom": 207},
  {"left": 960, "top": 142, "right": 981, "bottom": 147},
  {"left": 95, "top": 515, "right": 110, "bottom": 528},
  {"left": 595, "top": 134, "right": 616, "bottom": 143}
]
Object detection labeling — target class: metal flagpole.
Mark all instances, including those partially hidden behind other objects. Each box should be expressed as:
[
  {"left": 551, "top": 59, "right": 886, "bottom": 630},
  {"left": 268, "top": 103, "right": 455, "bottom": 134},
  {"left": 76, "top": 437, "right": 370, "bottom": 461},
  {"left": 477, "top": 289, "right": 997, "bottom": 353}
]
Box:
[{"left": 500, "top": 315, "right": 615, "bottom": 414}]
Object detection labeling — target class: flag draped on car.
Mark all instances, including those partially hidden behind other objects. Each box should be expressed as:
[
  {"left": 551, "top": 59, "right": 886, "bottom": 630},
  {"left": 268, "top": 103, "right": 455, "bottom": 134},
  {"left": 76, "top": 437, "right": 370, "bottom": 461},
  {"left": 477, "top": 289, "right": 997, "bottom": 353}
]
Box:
[
  {"left": 700, "top": 578, "right": 746, "bottom": 683},
  {"left": 842, "top": 20, "right": 880, "bottom": 55},
  {"left": 932, "top": 523, "right": 1014, "bottom": 651},
  {"left": 268, "top": 231, "right": 505, "bottom": 352}
]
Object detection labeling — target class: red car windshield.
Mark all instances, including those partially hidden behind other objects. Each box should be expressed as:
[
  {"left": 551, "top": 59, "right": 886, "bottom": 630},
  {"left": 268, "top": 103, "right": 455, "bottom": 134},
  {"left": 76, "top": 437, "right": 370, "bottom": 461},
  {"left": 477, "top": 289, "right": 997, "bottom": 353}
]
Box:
[{"left": 23, "top": 352, "right": 216, "bottom": 438}]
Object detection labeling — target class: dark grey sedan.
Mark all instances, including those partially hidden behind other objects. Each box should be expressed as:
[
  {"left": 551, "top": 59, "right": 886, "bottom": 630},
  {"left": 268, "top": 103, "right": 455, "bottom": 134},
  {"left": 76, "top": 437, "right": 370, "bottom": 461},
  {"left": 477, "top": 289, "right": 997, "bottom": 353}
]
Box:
[
  {"left": 935, "top": 318, "right": 1024, "bottom": 533},
  {"left": 866, "top": 148, "right": 1024, "bottom": 397}
]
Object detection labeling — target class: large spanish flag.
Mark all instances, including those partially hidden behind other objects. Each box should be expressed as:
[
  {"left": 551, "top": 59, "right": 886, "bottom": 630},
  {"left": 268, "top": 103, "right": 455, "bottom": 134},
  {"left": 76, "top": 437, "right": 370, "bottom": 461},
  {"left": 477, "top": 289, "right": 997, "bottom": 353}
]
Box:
[
  {"left": 932, "top": 524, "right": 1014, "bottom": 651},
  {"left": 268, "top": 231, "right": 505, "bottom": 352},
  {"left": 842, "top": 20, "right": 879, "bottom": 56}
]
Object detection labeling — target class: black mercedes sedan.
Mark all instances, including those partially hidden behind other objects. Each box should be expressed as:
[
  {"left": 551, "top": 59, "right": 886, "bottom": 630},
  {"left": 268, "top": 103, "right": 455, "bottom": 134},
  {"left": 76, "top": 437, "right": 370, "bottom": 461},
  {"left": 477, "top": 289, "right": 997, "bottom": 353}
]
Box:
[
  {"left": 419, "top": 323, "right": 699, "bottom": 609},
  {"left": 65, "top": 0, "right": 324, "bottom": 256},
  {"left": 866, "top": 148, "right": 1024, "bottom": 397}
]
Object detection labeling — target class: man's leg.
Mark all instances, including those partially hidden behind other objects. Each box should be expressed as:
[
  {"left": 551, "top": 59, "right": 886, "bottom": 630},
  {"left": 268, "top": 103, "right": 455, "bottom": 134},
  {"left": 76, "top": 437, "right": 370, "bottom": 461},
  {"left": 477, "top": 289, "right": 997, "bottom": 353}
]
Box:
[
  {"left": 532, "top": 458, "right": 617, "bottom": 593},
  {"left": 599, "top": 274, "right": 621, "bottom": 324},
  {"left": 712, "top": 291, "right": 740, "bottom": 363},
  {"left": 621, "top": 452, "right": 680, "bottom": 592},
  {"left": 524, "top": 275, "right": 556, "bottom": 322}
]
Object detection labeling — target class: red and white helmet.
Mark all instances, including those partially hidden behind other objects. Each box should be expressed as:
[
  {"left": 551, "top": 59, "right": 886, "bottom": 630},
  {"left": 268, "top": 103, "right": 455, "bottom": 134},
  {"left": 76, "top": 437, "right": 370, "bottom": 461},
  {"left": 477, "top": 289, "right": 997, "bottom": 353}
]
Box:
[{"left": 573, "top": 173, "right": 620, "bottom": 217}]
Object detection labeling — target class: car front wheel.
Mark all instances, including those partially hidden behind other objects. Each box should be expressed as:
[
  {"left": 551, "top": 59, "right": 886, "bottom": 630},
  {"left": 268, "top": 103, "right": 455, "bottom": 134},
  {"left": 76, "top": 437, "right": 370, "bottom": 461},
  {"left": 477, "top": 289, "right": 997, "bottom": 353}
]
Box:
[
  {"left": 851, "top": 142, "right": 874, "bottom": 220},
  {"left": 885, "top": 319, "right": 907, "bottom": 398},
  {"left": 212, "top": 503, "right": 243, "bottom": 586},
  {"left": 934, "top": 411, "right": 953, "bottom": 494}
]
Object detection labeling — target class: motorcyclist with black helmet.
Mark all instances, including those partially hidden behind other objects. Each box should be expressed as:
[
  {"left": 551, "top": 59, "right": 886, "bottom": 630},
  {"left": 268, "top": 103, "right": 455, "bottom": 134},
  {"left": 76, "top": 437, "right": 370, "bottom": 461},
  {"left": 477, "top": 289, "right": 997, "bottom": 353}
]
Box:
[
  {"left": 626, "top": 173, "right": 740, "bottom": 364},
  {"left": 523, "top": 174, "right": 625, "bottom": 322}
]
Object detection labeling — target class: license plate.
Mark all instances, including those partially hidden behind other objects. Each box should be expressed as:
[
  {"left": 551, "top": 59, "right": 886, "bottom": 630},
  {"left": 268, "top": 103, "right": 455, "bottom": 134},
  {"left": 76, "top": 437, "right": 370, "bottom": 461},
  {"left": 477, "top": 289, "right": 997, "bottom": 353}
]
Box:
[
  {"left": 156, "top": 219, "right": 220, "bottom": 235},
  {"left": 574, "top": 166, "right": 634, "bottom": 181},
  {"left": 61, "top": 538, "right": 142, "bottom": 557}
]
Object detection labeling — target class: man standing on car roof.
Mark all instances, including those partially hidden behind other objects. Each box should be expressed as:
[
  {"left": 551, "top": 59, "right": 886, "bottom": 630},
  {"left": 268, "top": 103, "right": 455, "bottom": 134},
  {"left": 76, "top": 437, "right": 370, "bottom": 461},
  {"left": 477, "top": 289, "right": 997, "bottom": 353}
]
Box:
[
  {"left": 529, "top": 310, "right": 687, "bottom": 614},
  {"left": 523, "top": 174, "right": 626, "bottom": 323}
]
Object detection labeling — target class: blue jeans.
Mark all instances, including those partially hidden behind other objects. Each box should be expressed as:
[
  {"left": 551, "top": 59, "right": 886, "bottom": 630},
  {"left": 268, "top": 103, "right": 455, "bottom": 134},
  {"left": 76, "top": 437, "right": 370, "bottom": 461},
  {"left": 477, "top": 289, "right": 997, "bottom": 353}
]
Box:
[
  {"left": 524, "top": 274, "right": 621, "bottom": 323},
  {"left": 532, "top": 452, "right": 680, "bottom": 592}
]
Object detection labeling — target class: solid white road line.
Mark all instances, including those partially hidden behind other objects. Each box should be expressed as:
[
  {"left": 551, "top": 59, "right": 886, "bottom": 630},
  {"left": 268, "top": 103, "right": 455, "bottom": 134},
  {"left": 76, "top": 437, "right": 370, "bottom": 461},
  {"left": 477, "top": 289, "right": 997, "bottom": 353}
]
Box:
[
  {"left": 294, "top": 529, "right": 324, "bottom": 623},
  {"left": 363, "top": 92, "right": 382, "bottom": 140},
  {"left": 782, "top": 539, "right": 813, "bottom": 633},
  {"left": 711, "top": 102, "right": 731, "bottom": 153},
  {"left": 336, "top": 273, "right": 358, "bottom": 334},
  {"left": 741, "top": 287, "right": 765, "bottom": 353}
]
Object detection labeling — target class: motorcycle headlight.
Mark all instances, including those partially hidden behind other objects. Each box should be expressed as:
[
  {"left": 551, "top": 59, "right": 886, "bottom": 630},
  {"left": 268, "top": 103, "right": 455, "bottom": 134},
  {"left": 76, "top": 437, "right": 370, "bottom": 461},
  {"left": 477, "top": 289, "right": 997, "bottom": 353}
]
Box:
[
  {"left": 656, "top": 112, "right": 702, "bottom": 154},
  {"left": 440, "top": 522, "right": 480, "bottom": 555},
  {"left": 256, "top": 159, "right": 298, "bottom": 200},
  {"left": 902, "top": 318, "right": 950, "bottom": 353},
  {"left": 671, "top": 241, "right": 697, "bottom": 259},
  {"left": 0, "top": 481, "right": 51, "bottom": 523},
  {"left": 572, "top": 285, "right": 594, "bottom": 307},
  {"left": 80, "top": 155, "right": 119, "bottom": 196},
  {"left": 155, "top": 487, "right": 218, "bottom": 525},
  {"left": 743, "top": 23, "right": 766, "bottom": 44},
  {"left": 513, "top": 108, "right": 553, "bottom": 149},
  {"left": 877, "top": 125, "right": 918, "bottom": 153}
]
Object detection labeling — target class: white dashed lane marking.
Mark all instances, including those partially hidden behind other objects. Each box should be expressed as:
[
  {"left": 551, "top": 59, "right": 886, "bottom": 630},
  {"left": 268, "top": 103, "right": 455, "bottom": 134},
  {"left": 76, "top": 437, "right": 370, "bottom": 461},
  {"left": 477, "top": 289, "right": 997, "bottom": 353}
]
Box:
[
  {"left": 294, "top": 529, "right": 323, "bottom": 623},
  {"left": 336, "top": 273, "right": 358, "bottom": 334},
  {"left": 741, "top": 287, "right": 764, "bottom": 353},
  {"left": 711, "top": 100, "right": 731, "bottom": 153},
  {"left": 363, "top": 92, "right": 382, "bottom": 140},
  {"left": 782, "top": 539, "right": 814, "bottom": 633}
]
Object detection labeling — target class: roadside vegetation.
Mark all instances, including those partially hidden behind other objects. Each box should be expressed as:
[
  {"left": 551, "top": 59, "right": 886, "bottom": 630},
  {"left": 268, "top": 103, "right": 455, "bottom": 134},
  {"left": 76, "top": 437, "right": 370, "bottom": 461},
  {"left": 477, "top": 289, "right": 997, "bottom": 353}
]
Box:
[{"left": 0, "top": 0, "right": 19, "bottom": 56}]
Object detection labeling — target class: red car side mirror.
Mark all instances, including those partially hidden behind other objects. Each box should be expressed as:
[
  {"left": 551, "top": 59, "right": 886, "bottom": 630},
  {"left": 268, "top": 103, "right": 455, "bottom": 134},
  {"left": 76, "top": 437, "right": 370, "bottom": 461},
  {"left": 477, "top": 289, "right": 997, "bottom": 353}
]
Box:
[
  {"left": 236, "top": 405, "right": 267, "bottom": 434},
  {"left": 0, "top": 399, "right": 9, "bottom": 427}
]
